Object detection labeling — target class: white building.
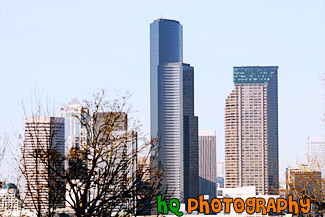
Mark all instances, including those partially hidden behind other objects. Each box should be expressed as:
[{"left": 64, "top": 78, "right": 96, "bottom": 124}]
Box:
[
  {"left": 217, "top": 160, "right": 225, "bottom": 179},
  {"left": 216, "top": 186, "right": 279, "bottom": 216},
  {"left": 308, "top": 136, "right": 325, "bottom": 177},
  {"left": 0, "top": 183, "right": 21, "bottom": 213},
  {"left": 60, "top": 97, "right": 87, "bottom": 154}
]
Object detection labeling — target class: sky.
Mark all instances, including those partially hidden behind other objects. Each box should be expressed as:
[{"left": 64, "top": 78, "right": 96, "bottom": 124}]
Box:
[{"left": 0, "top": 0, "right": 325, "bottom": 184}]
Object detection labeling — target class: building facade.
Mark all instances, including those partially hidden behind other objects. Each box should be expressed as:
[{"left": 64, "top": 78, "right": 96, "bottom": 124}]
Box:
[
  {"left": 198, "top": 130, "right": 216, "bottom": 198},
  {"left": 308, "top": 136, "right": 325, "bottom": 177},
  {"left": 60, "top": 97, "right": 87, "bottom": 153},
  {"left": 217, "top": 160, "right": 225, "bottom": 179},
  {"left": 150, "top": 18, "right": 198, "bottom": 201},
  {"left": 0, "top": 183, "right": 21, "bottom": 213},
  {"left": 224, "top": 66, "right": 279, "bottom": 194},
  {"left": 286, "top": 165, "right": 322, "bottom": 201},
  {"left": 216, "top": 186, "right": 279, "bottom": 216},
  {"left": 23, "top": 117, "right": 65, "bottom": 212}
]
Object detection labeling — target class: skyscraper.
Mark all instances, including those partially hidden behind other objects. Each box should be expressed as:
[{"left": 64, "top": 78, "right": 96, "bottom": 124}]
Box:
[
  {"left": 150, "top": 18, "right": 198, "bottom": 201},
  {"left": 23, "top": 117, "right": 65, "bottom": 212},
  {"left": 308, "top": 136, "right": 325, "bottom": 193},
  {"left": 198, "top": 130, "right": 216, "bottom": 198},
  {"left": 217, "top": 160, "right": 225, "bottom": 179},
  {"left": 308, "top": 136, "right": 325, "bottom": 176},
  {"left": 225, "top": 66, "right": 279, "bottom": 194},
  {"left": 60, "top": 97, "right": 86, "bottom": 153}
]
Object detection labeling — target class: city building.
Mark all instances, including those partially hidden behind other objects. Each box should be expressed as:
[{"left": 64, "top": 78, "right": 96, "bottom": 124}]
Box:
[
  {"left": 137, "top": 155, "right": 150, "bottom": 181},
  {"left": 308, "top": 136, "right": 325, "bottom": 175},
  {"left": 150, "top": 18, "right": 198, "bottom": 201},
  {"left": 23, "top": 117, "right": 65, "bottom": 212},
  {"left": 216, "top": 186, "right": 279, "bottom": 216},
  {"left": 136, "top": 156, "right": 151, "bottom": 215},
  {"left": 217, "top": 160, "right": 225, "bottom": 179},
  {"left": 198, "top": 130, "right": 216, "bottom": 199},
  {"left": 96, "top": 112, "right": 137, "bottom": 214},
  {"left": 60, "top": 97, "right": 87, "bottom": 154},
  {"left": 216, "top": 177, "right": 224, "bottom": 188},
  {"left": 286, "top": 165, "right": 322, "bottom": 200},
  {"left": 0, "top": 183, "right": 21, "bottom": 213},
  {"left": 224, "top": 66, "right": 279, "bottom": 194}
]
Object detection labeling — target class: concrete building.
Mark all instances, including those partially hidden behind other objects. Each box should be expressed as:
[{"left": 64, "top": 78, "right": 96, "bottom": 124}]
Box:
[
  {"left": 286, "top": 165, "right": 322, "bottom": 200},
  {"left": 150, "top": 18, "right": 198, "bottom": 201},
  {"left": 198, "top": 130, "right": 216, "bottom": 199},
  {"left": 0, "top": 183, "right": 21, "bottom": 213},
  {"left": 225, "top": 66, "right": 279, "bottom": 194},
  {"left": 60, "top": 97, "right": 87, "bottom": 153},
  {"left": 23, "top": 117, "right": 65, "bottom": 212},
  {"left": 95, "top": 112, "right": 136, "bottom": 213},
  {"left": 216, "top": 177, "right": 224, "bottom": 188},
  {"left": 308, "top": 136, "right": 325, "bottom": 176},
  {"left": 216, "top": 186, "right": 279, "bottom": 216},
  {"left": 217, "top": 160, "right": 225, "bottom": 179}
]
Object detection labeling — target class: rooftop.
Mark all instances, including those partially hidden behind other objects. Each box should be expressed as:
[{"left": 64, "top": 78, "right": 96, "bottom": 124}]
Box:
[
  {"left": 67, "top": 97, "right": 82, "bottom": 106},
  {"left": 153, "top": 18, "right": 180, "bottom": 24}
]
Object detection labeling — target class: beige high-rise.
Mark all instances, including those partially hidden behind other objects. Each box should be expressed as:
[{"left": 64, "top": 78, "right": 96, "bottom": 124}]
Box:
[
  {"left": 23, "top": 117, "right": 65, "bottom": 212},
  {"left": 225, "top": 66, "right": 279, "bottom": 194}
]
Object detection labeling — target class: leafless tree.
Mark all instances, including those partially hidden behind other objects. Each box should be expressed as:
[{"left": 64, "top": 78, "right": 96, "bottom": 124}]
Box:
[
  {"left": 286, "top": 164, "right": 325, "bottom": 216},
  {"left": 19, "top": 90, "right": 169, "bottom": 217}
]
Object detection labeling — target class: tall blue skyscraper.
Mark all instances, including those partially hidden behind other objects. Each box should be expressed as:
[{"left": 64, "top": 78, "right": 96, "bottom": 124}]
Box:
[{"left": 150, "top": 18, "right": 198, "bottom": 201}]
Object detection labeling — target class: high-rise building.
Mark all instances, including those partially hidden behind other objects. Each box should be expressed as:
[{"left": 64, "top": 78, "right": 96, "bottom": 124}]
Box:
[
  {"left": 150, "top": 18, "right": 198, "bottom": 201},
  {"left": 307, "top": 136, "right": 325, "bottom": 194},
  {"left": 198, "top": 130, "right": 216, "bottom": 198},
  {"left": 96, "top": 112, "right": 137, "bottom": 212},
  {"left": 308, "top": 136, "right": 325, "bottom": 176},
  {"left": 60, "top": 97, "right": 86, "bottom": 153},
  {"left": 224, "top": 66, "right": 279, "bottom": 194},
  {"left": 23, "top": 117, "right": 65, "bottom": 212},
  {"left": 217, "top": 160, "right": 225, "bottom": 179}
]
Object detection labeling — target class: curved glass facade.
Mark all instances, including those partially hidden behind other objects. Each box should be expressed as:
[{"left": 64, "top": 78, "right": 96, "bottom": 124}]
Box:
[{"left": 150, "top": 19, "right": 198, "bottom": 201}]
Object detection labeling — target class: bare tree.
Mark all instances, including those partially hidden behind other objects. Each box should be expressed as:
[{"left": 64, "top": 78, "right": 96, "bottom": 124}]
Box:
[
  {"left": 20, "top": 90, "right": 169, "bottom": 217},
  {"left": 286, "top": 164, "right": 325, "bottom": 216}
]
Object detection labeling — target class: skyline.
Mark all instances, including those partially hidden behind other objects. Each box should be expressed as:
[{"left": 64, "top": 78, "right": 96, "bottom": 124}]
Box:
[{"left": 0, "top": 0, "right": 325, "bottom": 184}]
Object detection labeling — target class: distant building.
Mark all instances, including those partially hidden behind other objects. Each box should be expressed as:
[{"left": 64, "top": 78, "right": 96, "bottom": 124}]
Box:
[
  {"left": 225, "top": 66, "right": 279, "bottom": 194},
  {"left": 96, "top": 112, "right": 137, "bottom": 213},
  {"left": 216, "top": 177, "right": 224, "bottom": 188},
  {"left": 308, "top": 136, "right": 325, "bottom": 176},
  {"left": 286, "top": 165, "right": 322, "bottom": 200},
  {"left": 137, "top": 156, "right": 150, "bottom": 181},
  {"left": 136, "top": 156, "right": 151, "bottom": 215},
  {"left": 0, "top": 183, "right": 21, "bottom": 213},
  {"left": 198, "top": 130, "right": 216, "bottom": 199},
  {"left": 216, "top": 186, "right": 279, "bottom": 216},
  {"left": 23, "top": 117, "right": 65, "bottom": 212},
  {"left": 217, "top": 160, "right": 224, "bottom": 179},
  {"left": 60, "top": 97, "right": 87, "bottom": 153}
]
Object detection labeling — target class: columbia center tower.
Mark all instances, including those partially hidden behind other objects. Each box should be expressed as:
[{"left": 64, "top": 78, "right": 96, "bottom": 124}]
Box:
[{"left": 150, "top": 18, "right": 199, "bottom": 201}]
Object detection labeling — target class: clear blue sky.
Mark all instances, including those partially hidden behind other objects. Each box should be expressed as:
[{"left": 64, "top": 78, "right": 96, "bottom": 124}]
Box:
[{"left": 0, "top": 0, "right": 324, "bottom": 184}]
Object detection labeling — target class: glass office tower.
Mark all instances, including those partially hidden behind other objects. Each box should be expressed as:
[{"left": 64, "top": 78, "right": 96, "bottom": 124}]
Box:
[
  {"left": 150, "top": 19, "right": 198, "bottom": 201},
  {"left": 225, "top": 66, "right": 279, "bottom": 194}
]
